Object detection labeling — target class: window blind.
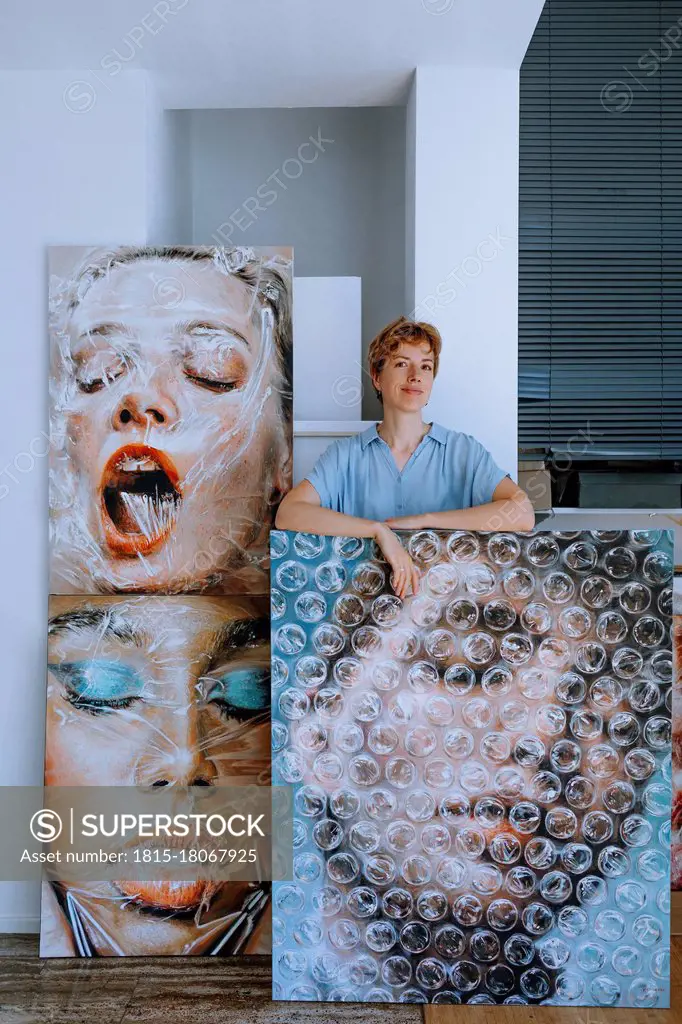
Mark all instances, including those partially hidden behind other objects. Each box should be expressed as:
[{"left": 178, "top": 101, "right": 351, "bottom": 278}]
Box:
[{"left": 519, "top": 0, "right": 682, "bottom": 460}]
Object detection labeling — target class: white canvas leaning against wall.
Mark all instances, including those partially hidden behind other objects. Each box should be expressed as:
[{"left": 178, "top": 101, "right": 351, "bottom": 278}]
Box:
[
  {"left": 293, "top": 276, "right": 362, "bottom": 422},
  {"left": 293, "top": 276, "right": 362, "bottom": 485}
]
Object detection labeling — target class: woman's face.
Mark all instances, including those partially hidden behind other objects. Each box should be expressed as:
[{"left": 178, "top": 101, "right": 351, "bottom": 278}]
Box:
[
  {"left": 55, "top": 257, "right": 289, "bottom": 593},
  {"left": 45, "top": 594, "right": 270, "bottom": 954},
  {"left": 373, "top": 341, "right": 435, "bottom": 414}
]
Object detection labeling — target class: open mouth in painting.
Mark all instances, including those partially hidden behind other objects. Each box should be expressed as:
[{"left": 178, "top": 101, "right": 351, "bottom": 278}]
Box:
[{"left": 100, "top": 444, "right": 182, "bottom": 557}]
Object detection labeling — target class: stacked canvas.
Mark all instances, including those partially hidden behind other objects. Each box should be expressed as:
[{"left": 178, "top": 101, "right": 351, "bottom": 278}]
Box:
[{"left": 43, "top": 245, "right": 293, "bottom": 956}]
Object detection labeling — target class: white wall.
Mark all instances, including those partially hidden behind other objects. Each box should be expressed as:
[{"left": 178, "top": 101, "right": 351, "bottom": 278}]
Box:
[
  {"left": 294, "top": 278, "right": 362, "bottom": 422},
  {"left": 147, "top": 105, "right": 193, "bottom": 245},
  {"left": 0, "top": 1, "right": 546, "bottom": 109},
  {"left": 407, "top": 67, "right": 520, "bottom": 480},
  {"left": 404, "top": 74, "right": 417, "bottom": 316},
  {"left": 186, "top": 107, "right": 406, "bottom": 419},
  {"left": 0, "top": 69, "right": 153, "bottom": 931}
]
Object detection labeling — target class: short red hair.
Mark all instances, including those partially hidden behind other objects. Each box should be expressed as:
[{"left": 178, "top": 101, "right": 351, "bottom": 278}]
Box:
[{"left": 368, "top": 316, "right": 441, "bottom": 401}]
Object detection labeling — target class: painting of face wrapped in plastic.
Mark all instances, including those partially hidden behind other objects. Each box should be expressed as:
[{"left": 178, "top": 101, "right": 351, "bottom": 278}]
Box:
[
  {"left": 42, "top": 242, "right": 289, "bottom": 955},
  {"left": 48, "top": 246, "right": 292, "bottom": 595},
  {"left": 271, "top": 529, "right": 673, "bottom": 1007},
  {"left": 41, "top": 595, "right": 271, "bottom": 956}
]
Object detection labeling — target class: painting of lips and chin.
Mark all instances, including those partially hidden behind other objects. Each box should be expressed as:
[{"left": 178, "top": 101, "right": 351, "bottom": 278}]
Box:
[
  {"left": 42, "top": 245, "right": 292, "bottom": 957},
  {"left": 48, "top": 244, "right": 293, "bottom": 596}
]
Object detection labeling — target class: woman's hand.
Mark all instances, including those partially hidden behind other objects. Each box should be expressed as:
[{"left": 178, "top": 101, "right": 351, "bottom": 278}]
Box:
[
  {"left": 373, "top": 523, "right": 420, "bottom": 599},
  {"left": 384, "top": 514, "right": 427, "bottom": 530}
]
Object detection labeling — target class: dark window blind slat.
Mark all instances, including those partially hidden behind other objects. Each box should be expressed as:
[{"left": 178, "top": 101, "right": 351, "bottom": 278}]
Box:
[{"left": 519, "top": 0, "right": 682, "bottom": 460}]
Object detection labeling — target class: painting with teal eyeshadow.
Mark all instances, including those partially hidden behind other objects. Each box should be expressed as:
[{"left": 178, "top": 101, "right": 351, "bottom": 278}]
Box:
[
  {"left": 271, "top": 529, "right": 672, "bottom": 1007},
  {"left": 44, "top": 242, "right": 295, "bottom": 960},
  {"left": 47, "top": 661, "right": 145, "bottom": 711},
  {"left": 208, "top": 669, "right": 271, "bottom": 713},
  {"left": 42, "top": 593, "right": 272, "bottom": 957}
]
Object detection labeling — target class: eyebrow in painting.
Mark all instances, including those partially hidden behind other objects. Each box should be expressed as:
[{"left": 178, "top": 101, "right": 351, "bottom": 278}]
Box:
[
  {"left": 47, "top": 607, "right": 147, "bottom": 647},
  {"left": 75, "top": 322, "right": 137, "bottom": 344},
  {"left": 205, "top": 616, "right": 270, "bottom": 669},
  {"left": 179, "top": 320, "right": 251, "bottom": 349}
]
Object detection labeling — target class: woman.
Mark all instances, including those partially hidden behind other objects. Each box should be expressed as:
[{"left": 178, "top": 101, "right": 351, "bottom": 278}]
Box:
[
  {"left": 49, "top": 244, "right": 292, "bottom": 596},
  {"left": 42, "top": 594, "right": 271, "bottom": 956},
  {"left": 276, "top": 316, "right": 534, "bottom": 597}
]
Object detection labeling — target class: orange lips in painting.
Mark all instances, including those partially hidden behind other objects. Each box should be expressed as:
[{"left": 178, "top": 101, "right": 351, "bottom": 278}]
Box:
[
  {"left": 99, "top": 445, "right": 182, "bottom": 558},
  {"left": 115, "top": 879, "right": 220, "bottom": 912}
]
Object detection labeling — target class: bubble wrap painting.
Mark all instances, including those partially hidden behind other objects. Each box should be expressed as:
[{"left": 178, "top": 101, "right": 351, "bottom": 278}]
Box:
[
  {"left": 270, "top": 529, "right": 673, "bottom": 1007},
  {"left": 672, "top": 577, "right": 682, "bottom": 888}
]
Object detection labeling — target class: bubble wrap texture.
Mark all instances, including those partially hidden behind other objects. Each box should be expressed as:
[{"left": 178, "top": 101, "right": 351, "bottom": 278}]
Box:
[
  {"left": 271, "top": 529, "right": 673, "bottom": 1007},
  {"left": 671, "top": 577, "right": 682, "bottom": 888}
]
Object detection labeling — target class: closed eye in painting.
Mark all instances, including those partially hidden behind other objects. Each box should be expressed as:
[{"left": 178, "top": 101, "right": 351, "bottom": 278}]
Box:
[
  {"left": 76, "top": 357, "right": 127, "bottom": 394},
  {"left": 203, "top": 666, "right": 270, "bottom": 722},
  {"left": 182, "top": 373, "right": 240, "bottom": 393},
  {"left": 181, "top": 322, "right": 249, "bottom": 394},
  {"left": 48, "top": 659, "right": 145, "bottom": 714},
  {"left": 71, "top": 329, "right": 131, "bottom": 395}
]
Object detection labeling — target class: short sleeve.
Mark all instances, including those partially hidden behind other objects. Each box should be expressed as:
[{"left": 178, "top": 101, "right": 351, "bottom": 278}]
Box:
[
  {"left": 304, "top": 440, "right": 343, "bottom": 509},
  {"left": 469, "top": 438, "right": 509, "bottom": 507}
]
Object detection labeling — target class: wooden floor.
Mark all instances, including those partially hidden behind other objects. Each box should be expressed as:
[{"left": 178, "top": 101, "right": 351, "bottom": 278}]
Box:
[{"left": 0, "top": 935, "right": 679, "bottom": 1024}]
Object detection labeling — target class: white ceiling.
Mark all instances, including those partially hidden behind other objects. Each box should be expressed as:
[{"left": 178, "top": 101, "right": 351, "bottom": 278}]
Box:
[{"left": 0, "top": 0, "right": 545, "bottom": 107}]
